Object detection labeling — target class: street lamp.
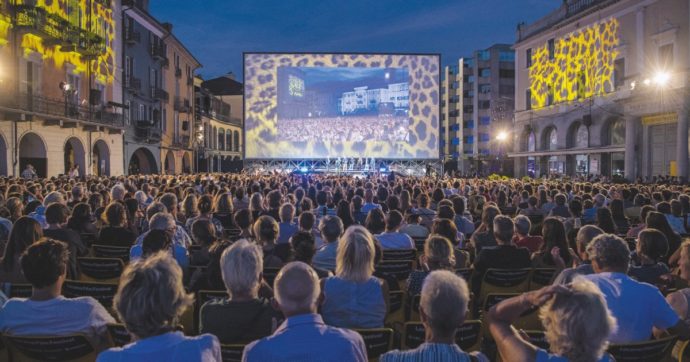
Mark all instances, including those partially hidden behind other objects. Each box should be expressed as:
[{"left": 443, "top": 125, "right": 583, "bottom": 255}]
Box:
[
  {"left": 496, "top": 130, "right": 509, "bottom": 142},
  {"left": 652, "top": 71, "right": 670, "bottom": 87}
]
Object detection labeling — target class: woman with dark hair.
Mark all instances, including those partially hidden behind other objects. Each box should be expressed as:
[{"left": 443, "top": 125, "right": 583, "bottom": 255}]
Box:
[
  {"left": 595, "top": 207, "right": 616, "bottom": 234},
  {"left": 67, "top": 203, "right": 98, "bottom": 235},
  {"left": 98, "top": 202, "right": 137, "bottom": 247},
  {"left": 365, "top": 208, "right": 386, "bottom": 235},
  {"left": 532, "top": 217, "right": 571, "bottom": 269},
  {"left": 188, "top": 240, "right": 233, "bottom": 292},
  {"left": 609, "top": 199, "right": 630, "bottom": 234},
  {"left": 88, "top": 193, "right": 104, "bottom": 222},
  {"left": 232, "top": 209, "right": 253, "bottom": 241},
  {"left": 386, "top": 195, "right": 401, "bottom": 214},
  {"left": 647, "top": 211, "right": 682, "bottom": 265},
  {"left": 290, "top": 230, "right": 332, "bottom": 279},
  {"left": 190, "top": 219, "right": 220, "bottom": 266},
  {"left": 213, "top": 193, "right": 235, "bottom": 229},
  {"left": 469, "top": 205, "right": 500, "bottom": 255},
  {"left": 185, "top": 195, "right": 224, "bottom": 238},
  {"left": 5, "top": 197, "right": 23, "bottom": 223},
  {"left": 336, "top": 199, "right": 355, "bottom": 229},
  {"left": 123, "top": 198, "right": 142, "bottom": 234},
  {"left": 0, "top": 216, "right": 43, "bottom": 283},
  {"left": 430, "top": 188, "right": 445, "bottom": 210}
]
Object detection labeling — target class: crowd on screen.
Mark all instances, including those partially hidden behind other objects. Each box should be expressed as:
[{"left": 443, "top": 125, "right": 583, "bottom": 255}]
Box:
[
  {"left": 278, "top": 116, "right": 410, "bottom": 143},
  {"left": 1, "top": 172, "right": 690, "bottom": 361}
]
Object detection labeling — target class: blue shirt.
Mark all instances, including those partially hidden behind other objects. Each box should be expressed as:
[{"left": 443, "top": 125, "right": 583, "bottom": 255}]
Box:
[
  {"left": 321, "top": 276, "right": 386, "bottom": 329},
  {"left": 97, "top": 331, "right": 221, "bottom": 362},
  {"left": 313, "top": 242, "right": 338, "bottom": 271},
  {"left": 130, "top": 244, "right": 189, "bottom": 270},
  {"left": 584, "top": 272, "right": 679, "bottom": 343},
  {"left": 277, "top": 222, "right": 298, "bottom": 244},
  {"left": 536, "top": 348, "right": 611, "bottom": 362},
  {"left": 376, "top": 231, "right": 415, "bottom": 250},
  {"left": 242, "top": 313, "right": 366, "bottom": 362},
  {"left": 381, "top": 343, "right": 487, "bottom": 362}
]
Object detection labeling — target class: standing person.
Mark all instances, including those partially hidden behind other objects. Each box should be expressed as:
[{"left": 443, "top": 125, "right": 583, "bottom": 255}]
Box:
[
  {"left": 243, "top": 262, "right": 367, "bottom": 362},
  {"left": 68, "top": 164, "right": 80, "bottom": 179},
  {"left": 21, "top": 164, "right": 37, "bottom": 179}
]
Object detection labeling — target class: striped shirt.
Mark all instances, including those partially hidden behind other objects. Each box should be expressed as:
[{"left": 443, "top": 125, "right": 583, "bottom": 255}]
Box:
[{"left": 380, "top": 343, "right": 488, "bottom": 362}]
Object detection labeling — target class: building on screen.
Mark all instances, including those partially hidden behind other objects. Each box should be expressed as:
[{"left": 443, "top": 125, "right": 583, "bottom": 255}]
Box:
[
  {"left": 339, "top": 82, "right": 409, "bottom": 115},
  {"left": 0, "top": 0, "right": 125, "bottom": 177},
  {"left": 441, "top": 44, "right": 515, "bottom": 175},
  {"left": 511, "top": 0, "right": 690, "bottom": 181}
]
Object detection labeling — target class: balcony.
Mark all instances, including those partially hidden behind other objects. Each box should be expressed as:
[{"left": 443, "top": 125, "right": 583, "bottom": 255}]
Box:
[
  {"left": 151, "top": 87, "right": 169, "bottom": 102},
  {"left": 0, "top": 92, "right": 124, "bottom": 128},
  {"left": 124, "top": 28, "right": 140, "bottom": 44},
  {"left": 65, "top": 28, "right": 106, "bottom": 57},
  {"left": 174, "top": 135, "right": 191, "bottom": 148},
  {"left": 175, "top": 67, "right": 182, "bottom": 78},
  {"left": 151, "top": 44, "right": 167, "bottom": 62},
  {"left": 174, "top": 97, "right": 191, "bottom": 113},
  {"left": 134, "top": 121, "right": 162, "bottom": 143},
  {"left": 125, "top": 77, "right": 141, "bottom": 93},
  {"left": 187, "top": 76, "right": 194, "bottom": 86}
]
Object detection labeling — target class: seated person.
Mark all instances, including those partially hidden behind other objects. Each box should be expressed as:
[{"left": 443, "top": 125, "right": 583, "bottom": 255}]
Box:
[
  {"left": 189, "top": 219, "right": 219, "bottom": 266},
  {"left": 243, "top": 262, "right": 367, "bottom": 362},
  {"left": 512, "top": 215, "right": 543, "bottom": 253},
  {"left": 471, "top": 215, "right": 531, "bottom": 296},
  {"left": 130, "top": 213, "right": 189, "bottom": 270},
  {"left": 199, "top": 240, "right": 281, "bottom": 344},
  {"left": 98, "top": 202, "right": 137, "bottom": 247},
  {"left": 552, "top": 225, "right": 604, "bottom": 284},
  {"left": 188, "top": 240, "right": 233, "bottom": 293},
  {"left": 254, "top": 215, "right": 288, "bottom": 267},
  {"left": 407, "top": 236, "right": 456, "bottom": 297},
  {"left": 399, "top": 211, "right": 429, "bottom": 240},
  {"left": 381, "top": 270, "right": 488, "bottom": 362},
  {"left": 488, "top": 281, "right": 615, "bottom": 361},
  {"left": 320, "top": 226, "right": 388, "bottom": 329},
  {"left": 291, "top": 231, "right": 332, "bottom": 279},
  {"left": 312, "top": 215, "right": 344, "bottom": 271},
  {"left": 375, "top": 210, "right": 414, "bottom": 250},
  {"left": 43, "top": 202, "right": 87, "bottom": 279},
  {"left": 98, "top": 253, "right": 220, "bottom": 361},
  {"left": 629, "top": 228, "right": 670, "bottom": 285},
  {"left": 584, "top": 234, "right": 690, "bottom": 343},
  {"left": 277, "top": 203, "right": 298, "bottom": 244},
  {"left": 0, "top": 239, "right": 115, "bottom": 349},
  {"left": 0, "top": 216, "right": 43, "bottom": 284}
]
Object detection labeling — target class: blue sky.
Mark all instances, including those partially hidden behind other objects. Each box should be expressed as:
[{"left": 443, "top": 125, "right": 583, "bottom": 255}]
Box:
[{"left": 150, "top": 0, "right": 562, "bottom": 81}]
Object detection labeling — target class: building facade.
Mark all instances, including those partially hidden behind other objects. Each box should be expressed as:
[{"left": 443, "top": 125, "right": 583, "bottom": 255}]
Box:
[
  {"left": 0, "top": 0, "right": 125, "bottom": 178},
  {"left": 160, "top": 24, "right": 199, "bottom": 175},
  {"left": 194, "top": 74, "right": 242, "bottom": 172},
  {"left": 512, "top": 0, "right": 690, "bottom": 181},
  {"left": 441, "top": 44, "right": 515, "bottom": 175}
]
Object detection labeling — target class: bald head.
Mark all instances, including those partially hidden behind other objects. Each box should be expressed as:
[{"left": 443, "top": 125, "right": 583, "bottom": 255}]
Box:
[{"left": 274, "top": 261, "right": 320, "bottom": 317}]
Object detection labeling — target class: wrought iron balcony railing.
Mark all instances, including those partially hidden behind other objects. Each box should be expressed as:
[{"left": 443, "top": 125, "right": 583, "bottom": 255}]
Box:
[
  {"left": 125, "top": 77, "right": 141, "bottom": 92},
  {"left": 151, "top": 87, "right": 169, "bottom": 102},
  {"left": 0, "top": 92, "right": 124, "bottom": 128},
  {"left": 134, "top": 120, "right": 162, "bottom": 143},
  {"left": 175, "top": 67, "right": 182, "bottom": 78},
  {"left": 151, "top": 44, "right": 167, "bottom": 61},
  {"left": 125, "top": 27, "right": 140, "bottom": 44}
]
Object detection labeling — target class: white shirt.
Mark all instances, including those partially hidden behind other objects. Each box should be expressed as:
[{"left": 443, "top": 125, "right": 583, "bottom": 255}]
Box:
[
  {"left": 375, "top": 231, "right": 415, "bottom": 250},
  {"left": 0, "top": 296, "right": 115, "bottom": 347}
]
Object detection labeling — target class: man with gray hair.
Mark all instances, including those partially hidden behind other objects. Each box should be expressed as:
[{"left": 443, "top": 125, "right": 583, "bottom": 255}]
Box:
[
  {"left": 29, "top": 191, "right": 66, "bottom": 228},
  {"left": 110, "top": 184, "right": 126, "bottom": 202},
  {"left": 129, "top": 212, "right": 189, "bottom": 269},
  {"left": 552, "top": 225, "right": 604, "bottom": 285},
  {"left": 584, "top": 234, "right": 690, "bottom": 343},
  {"left": 380, "top": 270, "right": 488, "bottom": 361},
  {"left": 513, "top": 215, "right": 543, "bottom": 253},
  {"left": 243, "top": 262, "right": 367, "bottom": 362},
  {"left": 134, "top": 200, "right": 191, "bottom": 248}
]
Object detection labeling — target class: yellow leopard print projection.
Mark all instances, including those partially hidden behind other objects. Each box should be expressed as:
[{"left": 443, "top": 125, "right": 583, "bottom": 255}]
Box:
[
  {"left": 529, "top": 17, "right": 619, "bottom": 109},
  {"left": 244, "top": 53, "right": 440, "bottom": 159},
  {"left": 0, "top": 13, "right": 10, "bottom": 47},
  {"left": 11, "top": 0, "right": 116, "bottom": 84}
]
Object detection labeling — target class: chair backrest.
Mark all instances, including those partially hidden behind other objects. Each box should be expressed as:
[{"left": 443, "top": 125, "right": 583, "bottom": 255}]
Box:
[
  {"left": 479, "top": 268, "right": 531, "bottom": 302},
  {"left": 406, "top": 294, "right": 422, "bottom": 321},
  {"left": 482, "top": 293, "right": 520, "bottom": 313},
  {"left": 4, "top": 334, "right": 96, "bottom": 362},
  {"left": 91, "top": 244, "right": 130, "bottom": 262},
  {"left": 76, "top": 257, "right": 124, "bottom": 282},
  {"left": 106, "top": 323, "right": 132, "bottom": 347},
  {"left": 354, "top": 328, "right": 393, "bottom": 361},
  {"left": 386, "top": 290, "right": 405, "bottom": 326},
  {"left": 6, "top": 284, "right": 32, "bottom": 298},
  {"left": 412, "top": 237, "right": 426, "bottom": 252},
  {"left": 382, "top": 249, "right": 417, "bottom": 262},
  {"left": 220, "top": 344, "right": 245, "bottom": 362},
  {"left": 375, "top": 260, "right": 413, "bottom": 280},
  {"left": 402, "top": 322, "right": 425, "bottom": 350},
  {"left": 529, "top": 268, "right": 557, "bottom": 290},
  {"left": 62, "top": 280, "right": 119, "bottom": 309},
  {"left": 402, "top": 320, "right": 482, "bottom": 352},
  {"left": 195, "top": 290, "right": 227, "bottom": 333},
  {"left": 523, "top": 330, "right": 549, "bottom": 350},
  {"left": 607, "top": 335, "right": 678, "bottom": 362},
  {"left": 263, "top": 267, "right": 281, "bottom": 288},
  {"left": 80, "top": 233, "right": 98, "bottom": 247},
  {"left": 455, "top": 268, "right": 473, "bottom": 283}
]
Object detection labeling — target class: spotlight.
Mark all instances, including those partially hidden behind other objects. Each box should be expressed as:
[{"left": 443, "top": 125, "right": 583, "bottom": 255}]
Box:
[
  {"left": 652, "top": 71, "right": 670, "bottom": 87},
  {"left": 300, "top": 167, "right": 308, "bottom": 173},
  {"left": 496, "top": 131, "right": 508, "bottom": 142}
]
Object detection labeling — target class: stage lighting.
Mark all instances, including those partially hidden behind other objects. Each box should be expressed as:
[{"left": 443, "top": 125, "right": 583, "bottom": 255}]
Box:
[
  {"left": 496, "top": 131, "right": 508, "bottom": 142},
  {"left": 379, "top": 167, "right": 387, "bottom": 172},
  {"left": 300, "top": 167, "right": 308, "bottom": 173},
  {"left": 652, "top": 71, "right": 670, "bottom": 87}
]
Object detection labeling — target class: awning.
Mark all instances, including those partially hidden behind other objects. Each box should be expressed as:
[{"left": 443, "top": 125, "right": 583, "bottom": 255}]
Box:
[{"left": 508, "top": 146, "right": 626, "bottom": 158}]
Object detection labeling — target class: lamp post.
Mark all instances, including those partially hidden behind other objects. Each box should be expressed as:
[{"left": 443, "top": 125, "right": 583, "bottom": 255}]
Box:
[{"left": 194, "top": 124, "right": 204, "bottom": 173}]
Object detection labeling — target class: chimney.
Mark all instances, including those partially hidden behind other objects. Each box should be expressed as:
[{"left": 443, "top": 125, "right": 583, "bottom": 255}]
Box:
[{"left": 162, "top": 22, "right": 173, "bottom": 33}]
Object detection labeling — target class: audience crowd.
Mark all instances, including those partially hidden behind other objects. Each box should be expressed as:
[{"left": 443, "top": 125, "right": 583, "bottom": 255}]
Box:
[{"left": 0, "top": 172, "right": 690, "bottom": 361}]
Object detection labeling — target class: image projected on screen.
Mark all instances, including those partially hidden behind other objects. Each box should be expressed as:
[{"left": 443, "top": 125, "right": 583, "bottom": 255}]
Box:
[
  {"left": 244, "top": 53, "right": 440, "bottom": 159},
  {"left": 277, "top": 67, "right": 410, "bottom": 143}
]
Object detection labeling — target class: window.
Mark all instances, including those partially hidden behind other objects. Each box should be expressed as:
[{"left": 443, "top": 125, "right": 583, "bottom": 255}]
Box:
[
  {"left": 479, "top": 100, "right": 490, "bottom": 109},
  {"left": 525, "top": 89, "right": 532, "bottom": 110},
  {"left": 479, "top": 68, "right": 491, "bottom": 78},
  {"left": 124, "top": 56, "right": 132, "bottom": 84},
  {"left": 139, "top": 104, "right": 145, "bottom": 121},
  {"left": 464, "top": 121, "right": 474, "bottom": 129},
  {"left": 499, "top": 85, "right": 513, "bottom": 96},
  {"left": 499, "top": 51, "right": 515, "bottom": 62},
  {"left": 479, "top": 84, "right": 491, "bottom": 94},
  {"left": 548, "top": 39, "right": 555, "bottom": 60},
  {"left": 449, "top": 110, "right": 459, "bottom": 117},
  {"left": 526, "top": 48, "right": 532, "bottom": 68},
  {"left": 659, "top": 43, "right": 674, "bottom": 69},
  {"left": 467, "top": 75, "right": 475, "bottom": 83},
  {"left": 463, "top": 105, "right": 473, "bottom": 114},
  {"left": 464, "top": 58, "right": 474, "bottom": 68},
  {"left": 125, "top": 101, "right": 131, "bottom": 125},
  {"left": 451, "top": 137, "right": 460, "bottom": 145},
  {"left": 451, "top": 81, "right": 459, "bottom": 89},
  {"left": 614, "top": 58, "right": 625, "bottom": 89},
  {"left": 451, "top": 124, "right": 460, "bottom": 131},
  {"left": 479, "top": 133, "right": 490, "bottom": 142},
  {"left": 464, "top": 136, "right": 474, "bottom": 144},
  {"left": 162, "top": 108, "right": 167, "bottom": 132},
  {"left": 449, "top": 95, "right": 460, "bottom": 104},
  {"left": 499, "top": 69, "right": 515, "bottom": 78},
  {"left": 478, "top": 50, "right": 490, "bottom": 61},
  {"left": 479, "top": 116, "right": 491, "bottom": 126}
]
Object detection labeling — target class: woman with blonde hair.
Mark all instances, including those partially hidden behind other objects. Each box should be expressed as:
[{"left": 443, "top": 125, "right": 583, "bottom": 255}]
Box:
[
  {"left": 320, "top": 225, "right": 388, "bottom": 328},
  {"left": 488, "top": 280, "right": 616, "bottom": 362},
  {"left": 98, "top": 252, "right": 220, "bottom": 361},
  {"left": 213, "top": 193, "right": 234, "bottom": 229},
  {"left": 180, "top": 194, "right": 198, "bottom": 225},
  {"left": 406, "top": 235, "right": 456, "bottom": 296}
]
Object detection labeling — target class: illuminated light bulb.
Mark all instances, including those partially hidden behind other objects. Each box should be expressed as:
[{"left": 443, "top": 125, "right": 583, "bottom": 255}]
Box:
[
  {"left": 652, "top": 71, "right": 670, "bottom": 87},
  {"left": 643, "top": 78, "right": 651, "bottom": 86},
  {"left": 496, "top": 131, "right": 508, "bottom": 141}
]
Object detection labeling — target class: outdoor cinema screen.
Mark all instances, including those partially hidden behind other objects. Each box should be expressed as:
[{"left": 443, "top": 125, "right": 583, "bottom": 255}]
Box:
[{"left": 244, "top": 53, "right": 440, "bottom": 159}]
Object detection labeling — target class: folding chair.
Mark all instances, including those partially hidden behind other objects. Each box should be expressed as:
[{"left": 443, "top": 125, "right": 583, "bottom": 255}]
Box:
[
  {"left": 76, "top": 257, "right": 125, "bottom": 283},
  {"left": 385, "top": 290, "right": 405, "bottom": 326},
  {"left": 62, "top": 280, "right": 119, "bottom": 309},
  {"left": 195, "top": 290, "right": 227, "bottom": 334},
  {"left": 455, "top": 320, "right": 482, "bottom": 352},
  {"left": 607, "top": 335, "right": 678, "bottom": 362},
  {"left": 523, "top": 330, "right": 549, "bottom": 350},
  {"left": 455, "top": 268, "right": 473, "bottom": 284},
  {"left": 354, "top": 328, "right": 394, "bottom": 362},
  {"left": 529, "top": 268, "right": 557, "bottom": 290},
  {"left": 92, "top": 244, "right": 130, "bottom": 262},
  {"left": 478, "top": 268, "right": 531, "bottom": 306},
  {"left": 412, "top": 237, "right": 426, "bottom": 253},
  {"left": 80, "top": 233, "right": 98, "bottom": 247},
  {"left": 382, "top": 249, "right": 417, "bottom": 262},
  {"left": 3, "top": 334, "right": 97, "bottom": 362},
  {"left": 375, "top": 260, "right": 413, "bottom": 281},
  {"left": 405, "top": 294, "right": 421, "bottom": 322},
  {"left": 106, "top": 323, "right": 132, "bottom": 347},
  {"left": 220, "top": 344, "right": 246, "bottom": 362},
  {"left": 5, "top": 284, "right": 32, "bottom": 298}
]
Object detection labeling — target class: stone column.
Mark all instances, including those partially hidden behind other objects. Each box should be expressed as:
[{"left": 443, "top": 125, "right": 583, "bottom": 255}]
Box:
[
  {"left": 678, "top": 109, "right": 689, "bottom": 182},
  {"left": 624, "top": 117, "right": 637, "bottom": 181}
]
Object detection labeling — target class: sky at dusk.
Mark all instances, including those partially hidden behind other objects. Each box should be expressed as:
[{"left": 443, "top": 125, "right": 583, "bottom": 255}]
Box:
[{"left": 149, "top": 0, "right": 562, "bottom": 81}]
